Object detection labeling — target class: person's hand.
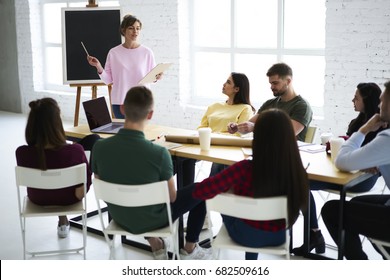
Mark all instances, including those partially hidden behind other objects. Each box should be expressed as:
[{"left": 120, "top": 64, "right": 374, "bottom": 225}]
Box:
[
  {"left": 236, "top": 121, "right": 255, "bottom": 134},
  {"left": 359, "top": 114, "right": 388, "bottom": 135},
  {"left": 87, "top": 55, "right": 103, "bottom": 73},
  {"left": 154, "top": 72, "right": 163, "bottom": 82},
  {"left": 227, "top": 122, "right": 238, "bottom": 134}
]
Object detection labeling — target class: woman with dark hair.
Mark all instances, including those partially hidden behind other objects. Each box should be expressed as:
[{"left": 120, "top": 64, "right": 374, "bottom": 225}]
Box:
[
  {"left": 175, "top": 73, "right": 255, "bottom": 186},
  {"left": 15, "top": 98, "right": 98, "bottom": 238},
  {"left": 193, "top": 108, "right": 309, "bottom": 260},
  {"left": 197, "top": 72, "right": 255, "bottom": 176},
  {"left": 87, "top": 14, "right": 159, "bottom": 119},
  {"left": 198, "top": 72, "right": 255, "bottom": 133},
  {"left": 292, "top": 82, "right": 384, "bottom": 256}
]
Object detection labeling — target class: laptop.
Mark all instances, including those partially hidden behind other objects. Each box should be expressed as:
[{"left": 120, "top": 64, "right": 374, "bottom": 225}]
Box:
[{"left": 82, "top": 97, "right": 124, "bottom": 134}]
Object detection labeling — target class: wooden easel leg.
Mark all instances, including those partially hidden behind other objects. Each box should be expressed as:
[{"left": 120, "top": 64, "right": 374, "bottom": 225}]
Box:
[
  {"left": 74, "top": 86, "right": 81, "bottom": 127},
  {"left": 91, "top": 85, "right": 97, "bottom": 99},
  {"left": 108, "top": 85, "right": 114, "bottom": 119}
]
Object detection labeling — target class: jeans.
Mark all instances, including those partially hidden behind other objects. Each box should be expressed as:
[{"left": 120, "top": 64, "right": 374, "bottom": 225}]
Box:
[
  {"left": 111, "top": 104, "right": 125, "bottom": 119},
  {"left": 309, "top": 174, "right": 380, "bottom": 229},
  {"left": 171, "top": 183, "right": 206, "bottom": 243},
  {"left": 222, "top": 215, "right": 285, "bottom": 260},
  {"left": 322, "top": 194, "right": 390, "bottom": 259}
]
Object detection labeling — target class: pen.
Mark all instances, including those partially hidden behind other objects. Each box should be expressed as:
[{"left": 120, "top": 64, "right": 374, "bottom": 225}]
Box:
[
  {"left": 151, "top": 134, "right": 165, "bottom": 142},
  {"left": 305, "top": 162, "right": 310, "bottom": 170}
]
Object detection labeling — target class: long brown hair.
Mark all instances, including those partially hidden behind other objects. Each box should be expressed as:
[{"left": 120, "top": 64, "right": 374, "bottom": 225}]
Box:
[
  {"left": 251, "top": 108, "right": 308, "bottom": 226},
  {"left": 231, "top": 72, "right": 255, "bottom": 112},
  {"left": 25, "top": 98, "right": 67, "bottom": 170}
]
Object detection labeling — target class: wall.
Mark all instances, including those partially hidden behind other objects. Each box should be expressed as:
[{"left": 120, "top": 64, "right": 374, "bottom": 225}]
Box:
[
  {"left": 6, "top": 0, "right": 390, "bottom": 140},
  {"left": 323, "top": 0, "right": 390, "bottom": 136},
  {"left": 0, "top": 0, "right": 21, "bottom": 112}
]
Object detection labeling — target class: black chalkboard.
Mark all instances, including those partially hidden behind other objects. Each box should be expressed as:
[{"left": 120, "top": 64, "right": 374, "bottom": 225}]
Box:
[{"left": 62, "top": 7, "right": 121, "bottom": 84}]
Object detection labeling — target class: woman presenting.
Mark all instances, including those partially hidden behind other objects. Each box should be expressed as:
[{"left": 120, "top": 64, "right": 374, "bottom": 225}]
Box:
[{"left": 87, "top": 14, "right": 160, "bottom": 118}]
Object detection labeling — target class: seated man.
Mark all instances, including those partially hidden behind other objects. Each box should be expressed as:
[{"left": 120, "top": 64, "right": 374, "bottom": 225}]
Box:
[
  {"left": 321, "top": 80, "right": 390, "bottom": 259},
  {"left": 228, "top": 62, "right": 312, "bottom": 142},
  {"left": 92, "top": 86, "right": 212, "bottom": 260}
]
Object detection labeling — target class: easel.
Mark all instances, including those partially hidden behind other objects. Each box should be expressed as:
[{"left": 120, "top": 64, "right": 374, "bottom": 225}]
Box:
[{"left": 70, "top": 83, "right": 112, "bottom": 127}]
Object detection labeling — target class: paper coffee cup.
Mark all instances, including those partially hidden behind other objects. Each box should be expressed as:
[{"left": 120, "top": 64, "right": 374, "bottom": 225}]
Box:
[
  {"left": 320, "top": 132, "right": 333, "bottom": 145},
  {"left": 330, "top": 137, "right": 345, "bottom": 163},
  {"left": 198, "top": 127, "right": 212, "bottom": 151}
]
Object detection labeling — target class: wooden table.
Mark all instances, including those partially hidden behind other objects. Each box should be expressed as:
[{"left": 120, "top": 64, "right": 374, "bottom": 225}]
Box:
[{"left": 65, "top": 124, "right": 370, "bottom": 259}]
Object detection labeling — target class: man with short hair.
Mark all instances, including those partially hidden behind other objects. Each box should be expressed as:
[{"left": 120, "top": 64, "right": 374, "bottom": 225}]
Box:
[
  {"left": 322, "top": 80, "right": 390, "bottom": 259},
  {"left": 92, "top": 86, "right": 212, "bottom": 260},
  {"left": 228, "top": 62, "right": 312, "bottom": 141}
]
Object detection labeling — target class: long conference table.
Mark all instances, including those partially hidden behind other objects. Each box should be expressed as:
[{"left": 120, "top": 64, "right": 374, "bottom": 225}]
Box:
[{"left": 65, "top": 122, "right": 372, "bottom": 260}]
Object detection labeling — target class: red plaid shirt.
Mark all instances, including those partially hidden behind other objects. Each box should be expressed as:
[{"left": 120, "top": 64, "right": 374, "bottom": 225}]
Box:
[{"left": 193, "top": 160, "right": 285, "bottom": 231}]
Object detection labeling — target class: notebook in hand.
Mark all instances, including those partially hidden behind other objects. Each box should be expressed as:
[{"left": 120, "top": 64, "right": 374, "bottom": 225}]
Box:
[{"left": 82, "top": 97, "right": 124, "bottom": 134}]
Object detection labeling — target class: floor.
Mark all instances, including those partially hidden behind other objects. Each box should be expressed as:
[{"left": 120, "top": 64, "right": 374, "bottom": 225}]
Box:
[{"left": 0, "top": 110, "right": 386, "bottom": 260}]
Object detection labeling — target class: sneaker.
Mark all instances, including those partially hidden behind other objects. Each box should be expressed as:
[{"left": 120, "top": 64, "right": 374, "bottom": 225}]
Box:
[
  {"left": 57, "top": 224, "right": 70, "bottom": 238},
  {"left": 180, "top": 244, "right": 213, "bottom": 260},
  {"left": 152, "top": 238, "right": 169, "bottom": 260}
]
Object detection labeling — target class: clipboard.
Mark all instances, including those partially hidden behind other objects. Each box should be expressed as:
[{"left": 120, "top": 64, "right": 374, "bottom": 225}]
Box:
[{"left": 138, "top": 63, "right": 173, "bottom": 84}]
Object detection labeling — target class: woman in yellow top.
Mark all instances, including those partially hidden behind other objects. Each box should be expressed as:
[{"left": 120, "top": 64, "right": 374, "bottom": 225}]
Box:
[
  {"left": 198, "top": 72, "right": 255, "bottom": 134},
  {"left": 177, "top": 72, "right": 255, "bottom": 184}
]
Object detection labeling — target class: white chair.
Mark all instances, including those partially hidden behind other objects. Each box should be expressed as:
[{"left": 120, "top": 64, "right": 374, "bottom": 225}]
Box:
[
  {"left": 206, "top": 193, "right": 290, "bottom": 259},
  {"left": 93, "top": 178, "right": 180, "bottom": 260},
  {"left": 368, "top": 238, "right": 390, "bottom": 260},
  {"left": 15, "top": 164, "right": 87, "bottom": 259}
]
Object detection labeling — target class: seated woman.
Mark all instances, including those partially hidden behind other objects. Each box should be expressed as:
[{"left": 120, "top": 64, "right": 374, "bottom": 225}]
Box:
[
  {"left": 193, "top": 108, "right": 309, "bottom": 260},
  {"left": 177, "top": 72, "right": 255, "bottom": 183},
  {"left": 15, "top": 98, "right": 99, "bottom": 238},
  {"left": 292, "top": 82, "right": 384, "bottom": 256}
]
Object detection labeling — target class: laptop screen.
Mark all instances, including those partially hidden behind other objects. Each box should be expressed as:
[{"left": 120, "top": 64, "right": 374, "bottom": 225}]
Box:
[{"left": 82, "top": 97, "right": 112, "bottom": 129}]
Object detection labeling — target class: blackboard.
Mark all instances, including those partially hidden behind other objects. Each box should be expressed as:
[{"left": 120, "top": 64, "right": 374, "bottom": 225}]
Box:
[{"left": 61, "top": 7, "right": 121, "bottom": 84}]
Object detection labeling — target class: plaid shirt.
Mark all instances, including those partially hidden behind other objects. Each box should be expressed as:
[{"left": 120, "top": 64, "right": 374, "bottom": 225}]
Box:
[{"left": 193, "top": 160, "right": 285, "bottom": 231}]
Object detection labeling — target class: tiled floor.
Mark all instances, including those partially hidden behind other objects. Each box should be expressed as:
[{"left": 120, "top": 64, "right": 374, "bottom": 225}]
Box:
[{"left": 0, "top": 110, "right": 385, "bottom": 260}]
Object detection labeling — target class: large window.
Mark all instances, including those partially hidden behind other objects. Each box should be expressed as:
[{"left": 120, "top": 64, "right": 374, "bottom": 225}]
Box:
[
  {"left": 32, "top": 0, "right": 119, "bottom": 92},
  {"left": 189, "top": 0, "right": 325, "bottom": 111}
]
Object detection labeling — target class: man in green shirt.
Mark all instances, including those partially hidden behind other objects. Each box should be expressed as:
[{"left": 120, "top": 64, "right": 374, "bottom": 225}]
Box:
[
  {"left": 228, "top": 63, "right": 313, "bottom": 141},
  {"left": 92, "top": 86, "right": 211, "bottom": 260}
]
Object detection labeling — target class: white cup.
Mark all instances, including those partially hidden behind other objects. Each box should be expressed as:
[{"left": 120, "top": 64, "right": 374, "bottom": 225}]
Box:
[
  {"left": 320, "top": 132, "right": 334, "bottom": 145},
  {"left": 330, "top": 137, "right": 345, "bottom": 163},
  {"left": 198, "top": 127, "right": 212, "bottom": 151}
]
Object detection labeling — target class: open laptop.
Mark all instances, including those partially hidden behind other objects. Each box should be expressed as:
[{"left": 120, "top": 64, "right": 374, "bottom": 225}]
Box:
[{"left": 82, "top": 97, "right": 124, "bottom": 134}]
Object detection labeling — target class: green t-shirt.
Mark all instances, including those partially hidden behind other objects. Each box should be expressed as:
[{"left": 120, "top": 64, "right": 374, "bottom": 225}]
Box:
[
  {"left": 92, "top": 129, "right": 173, "bottom": 234},
  {"left": 258, "top": 95, "right": 313, "bottom": 141}
]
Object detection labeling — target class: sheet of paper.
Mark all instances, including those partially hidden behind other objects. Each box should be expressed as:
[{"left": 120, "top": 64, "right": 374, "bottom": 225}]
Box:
[
  {"left": 299, "top": 144, "right": 326, "bottom": 153},
  {"left": 138, "top": 63, "right": 173, "bottom": 84}
]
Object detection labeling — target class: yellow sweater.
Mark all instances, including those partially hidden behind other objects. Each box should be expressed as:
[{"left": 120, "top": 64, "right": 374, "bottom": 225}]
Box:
[{"left": 198, "top": 102, "right": 254, "bottom": 134}]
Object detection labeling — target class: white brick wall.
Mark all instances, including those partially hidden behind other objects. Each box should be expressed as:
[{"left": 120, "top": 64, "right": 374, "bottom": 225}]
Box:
[
  {"left": 14, "top": 0, "right": 390, "bottom": 141},
  {"left": 322, "top": 0, "right": 390, "bottom": 139}
]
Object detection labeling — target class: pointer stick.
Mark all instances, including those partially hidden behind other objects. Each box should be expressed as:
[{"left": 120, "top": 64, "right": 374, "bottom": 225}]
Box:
[{"left": 81, "top": 41, "right": 90, "bottom": 56}]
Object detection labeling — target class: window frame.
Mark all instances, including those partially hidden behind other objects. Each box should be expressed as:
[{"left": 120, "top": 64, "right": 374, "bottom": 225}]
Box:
[{"left": 188, "top": 0, "right": 325, "bottom": 115}]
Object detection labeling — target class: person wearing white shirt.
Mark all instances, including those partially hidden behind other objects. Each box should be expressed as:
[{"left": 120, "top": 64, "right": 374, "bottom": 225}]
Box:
[{"left": 321, "top": 80, "right": 390, "bottom": 259}]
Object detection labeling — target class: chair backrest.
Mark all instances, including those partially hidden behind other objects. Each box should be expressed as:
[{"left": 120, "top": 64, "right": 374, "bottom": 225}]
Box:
[
  {"left": 93, "top": 178, "right": 169, "bottom": 208},
  {"left": 206, "top": 193, "right": 288, "bottom": 222},
  {"left": 305, "top": 126, "right": 317, "bottom": 143},
  {"left": 15, "top": 163, "right": 87, "bottom": 190}
]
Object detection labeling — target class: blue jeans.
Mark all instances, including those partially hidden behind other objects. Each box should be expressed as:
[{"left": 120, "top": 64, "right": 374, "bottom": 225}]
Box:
[
  {"left": 309, "top": 174, "right": 380, "bottom": 229},
  {"left": 111, "top": 104, "right": 125, "bottom": 119},
  {"left": 222, "top": 215, "right": 285, "bottom": 260}
]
